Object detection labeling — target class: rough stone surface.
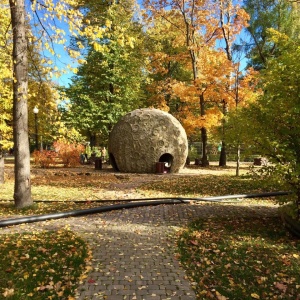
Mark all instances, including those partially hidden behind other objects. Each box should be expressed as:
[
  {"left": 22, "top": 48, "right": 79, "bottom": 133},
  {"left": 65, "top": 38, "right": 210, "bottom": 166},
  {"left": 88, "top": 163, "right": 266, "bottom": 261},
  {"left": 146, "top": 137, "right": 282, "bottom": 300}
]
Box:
[{"left": 108, "top": 108, "right": 188, "bottom": 173}]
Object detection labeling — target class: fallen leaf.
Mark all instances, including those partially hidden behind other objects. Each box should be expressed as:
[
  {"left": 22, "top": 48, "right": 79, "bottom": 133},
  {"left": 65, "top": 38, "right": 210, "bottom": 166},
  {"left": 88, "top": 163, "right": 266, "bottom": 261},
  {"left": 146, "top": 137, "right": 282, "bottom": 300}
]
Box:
[
  {"left": 251, "top": 293, "right": 260, "bottom": 299},
  {"left": 2, "top": 288, "right": 14, "bottom": 297},
  {"left": 274, "top": 282, "right": 287, "bottom": 292},
  {"left": 216, "top": 291, "right": 228, "bottom": 300}
]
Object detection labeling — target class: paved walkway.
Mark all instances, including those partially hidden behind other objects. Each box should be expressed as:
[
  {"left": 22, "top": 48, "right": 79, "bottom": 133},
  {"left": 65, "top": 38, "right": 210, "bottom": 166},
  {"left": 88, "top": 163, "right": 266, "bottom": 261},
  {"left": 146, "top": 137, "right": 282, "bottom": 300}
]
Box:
[{"left": 0, "top": 202, "right": 279, "bottom": 300}]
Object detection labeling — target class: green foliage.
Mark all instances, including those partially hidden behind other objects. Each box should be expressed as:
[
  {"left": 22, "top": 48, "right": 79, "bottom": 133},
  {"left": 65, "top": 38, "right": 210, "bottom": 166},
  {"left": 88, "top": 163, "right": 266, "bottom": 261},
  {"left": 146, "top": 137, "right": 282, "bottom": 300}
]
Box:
[
  {"left": 85, "top": 145, "right": 101, "bottom": 158},
  {"left": 226, "top": 30, "right": 300, "bottom": 217},
  {"left": 63, "top": 0, "right": 148, "bottom": 144},
  {"left": 243, "top": 0, "right": 294, "bottom": 69}
]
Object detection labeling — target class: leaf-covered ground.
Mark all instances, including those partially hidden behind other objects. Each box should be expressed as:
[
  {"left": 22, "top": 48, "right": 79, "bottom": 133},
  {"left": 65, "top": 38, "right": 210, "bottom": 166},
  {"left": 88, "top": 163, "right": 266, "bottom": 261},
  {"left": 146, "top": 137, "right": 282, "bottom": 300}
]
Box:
[
  {"left": 0, "top": 229, "right": 91, "bottom": 299},
  {"left": 1, "top": 164, "right": 279, "bottom": 217},
  {"left": 138, "top": 174, "right": 278, "bottom": 198},
  {"left": 1, "top": 162, "right": 295, "bottom": 300},
  {"left": 177, "top": 217, "right": 300, "bottom": 300}
]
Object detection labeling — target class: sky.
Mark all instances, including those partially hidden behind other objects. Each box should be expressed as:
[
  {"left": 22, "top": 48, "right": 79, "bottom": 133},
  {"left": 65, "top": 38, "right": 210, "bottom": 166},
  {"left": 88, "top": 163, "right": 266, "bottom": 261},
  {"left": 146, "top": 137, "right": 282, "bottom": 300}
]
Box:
[{"left": 32, "top": 0, "right": 251, "bottom": 88}]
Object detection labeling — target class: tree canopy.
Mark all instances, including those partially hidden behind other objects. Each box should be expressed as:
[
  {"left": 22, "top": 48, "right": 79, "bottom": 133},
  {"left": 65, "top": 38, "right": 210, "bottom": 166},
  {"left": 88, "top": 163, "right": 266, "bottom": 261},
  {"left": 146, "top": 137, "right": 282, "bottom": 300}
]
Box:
[{"left": 62, "top": 0, "right": 148, "bottom": 145}]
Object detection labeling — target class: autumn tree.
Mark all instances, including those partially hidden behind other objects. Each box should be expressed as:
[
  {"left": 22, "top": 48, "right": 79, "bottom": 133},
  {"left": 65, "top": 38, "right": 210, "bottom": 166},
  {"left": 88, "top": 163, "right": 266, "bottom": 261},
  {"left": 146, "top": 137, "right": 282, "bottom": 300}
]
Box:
[
  {"left": 0, "top": 1, "right": 13, "bottom": 184},
  {"left": 1, "top": 1, "right": 62, "bottom": 185},
  {"left": 8, "top": 0, "right": 113, "bottom": 207},
  {"left": 8, "top": 0, "right": 33, "bottom": 207},
  {"left": 212, "top": 0, "right": 250, "bottom": 166},
  {"left": 144, "top": 0, "right": 223, "bottom": 165},
  {"left": 144, "top": 0, "right": 248, "bottom": 166},
  {"left": 219, "top": 66, "right": 260, "bottom": 175},
  {"left": 144, "top": 13, "right": 193, "bottom": 114}
]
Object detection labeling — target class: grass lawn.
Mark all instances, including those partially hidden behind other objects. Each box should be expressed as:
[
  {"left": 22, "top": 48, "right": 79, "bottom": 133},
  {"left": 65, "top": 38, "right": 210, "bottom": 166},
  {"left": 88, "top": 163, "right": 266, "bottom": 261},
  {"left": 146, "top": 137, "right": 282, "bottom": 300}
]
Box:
[
  {"left": 176, "top": 216, "right": 300, "bottom": 300},
  {"left": 1, "top": 161, "right": 299, "bottom": 299},
  {"left": 0, "top": 229, "right": 91, "bottom": 299}
]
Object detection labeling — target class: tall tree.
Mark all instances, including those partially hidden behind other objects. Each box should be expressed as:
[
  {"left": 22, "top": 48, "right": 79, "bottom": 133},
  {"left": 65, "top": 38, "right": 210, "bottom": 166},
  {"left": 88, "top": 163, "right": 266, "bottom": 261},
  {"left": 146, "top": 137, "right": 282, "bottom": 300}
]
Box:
[
  {"left": 219, "top": 66, "right": 260, "bottom": 175},
  {"left": 7, "top": 0, "right": 109, "bottom": 207},
  {"left": 216, "top": 0, "right": 249, "bottom": 166},
  {"left": 144, "top": 0, "right": 248, "bottom": 166},
  {"left": 226, "top": 30, "right": 300, "bottom": 217},
  {"left": 243, "top": 0, "right": 293, "bottom": 69},
  {"left": 64, "top": 0, "right": 147, "bottom": 145},
  {"left": 9, "top": 0, "right": 32, "bottom": 207},
  {"left": 0, "top": 0, "right": 13, "bottom": 184},
  {"left": 144, "top": 0, "right": 222, "bottom": 166}
]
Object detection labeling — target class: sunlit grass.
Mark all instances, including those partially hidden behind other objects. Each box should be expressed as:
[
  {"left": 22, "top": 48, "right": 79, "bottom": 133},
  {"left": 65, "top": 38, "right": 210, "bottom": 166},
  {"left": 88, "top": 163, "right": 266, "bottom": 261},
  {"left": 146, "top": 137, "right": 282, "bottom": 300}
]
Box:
[
  {"left": 177, "top": 217, "right": 300, "bottom": 300},
  {"left": 0, "top": 230, "right": 91, "bottom": 299}
]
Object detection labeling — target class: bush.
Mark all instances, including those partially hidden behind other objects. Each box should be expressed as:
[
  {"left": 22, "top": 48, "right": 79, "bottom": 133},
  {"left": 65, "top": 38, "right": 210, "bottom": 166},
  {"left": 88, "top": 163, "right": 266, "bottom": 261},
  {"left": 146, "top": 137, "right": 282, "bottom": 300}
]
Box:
[
  {"left": 33, "top": 150, "right": 57, "bottom": 168},
  {"left": 53, "top": 141, "right": 85, "bottom": 167}
]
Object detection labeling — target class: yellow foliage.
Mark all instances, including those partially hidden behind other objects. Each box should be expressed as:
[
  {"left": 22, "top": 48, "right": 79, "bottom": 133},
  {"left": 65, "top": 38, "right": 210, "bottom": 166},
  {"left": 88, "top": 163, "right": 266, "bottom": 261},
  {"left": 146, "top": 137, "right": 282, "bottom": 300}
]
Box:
[{"left": 0, "top": 0, "right": 13, "bottom": 150}]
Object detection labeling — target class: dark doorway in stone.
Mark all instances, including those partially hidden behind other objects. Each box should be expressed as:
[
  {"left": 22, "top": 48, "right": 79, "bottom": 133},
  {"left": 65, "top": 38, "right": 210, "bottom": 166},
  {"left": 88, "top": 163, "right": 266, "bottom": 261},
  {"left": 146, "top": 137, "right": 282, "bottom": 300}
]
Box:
[{"left": 159, "top": 153, "right": 173, "bottom": 173}]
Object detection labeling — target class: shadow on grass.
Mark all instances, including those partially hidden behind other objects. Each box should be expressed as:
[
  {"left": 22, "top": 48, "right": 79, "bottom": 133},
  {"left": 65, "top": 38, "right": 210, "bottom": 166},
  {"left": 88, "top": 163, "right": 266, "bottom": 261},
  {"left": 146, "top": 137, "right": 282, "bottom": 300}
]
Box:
[{"left": 177, "top": 216, "right": 300, "bottom": 300}]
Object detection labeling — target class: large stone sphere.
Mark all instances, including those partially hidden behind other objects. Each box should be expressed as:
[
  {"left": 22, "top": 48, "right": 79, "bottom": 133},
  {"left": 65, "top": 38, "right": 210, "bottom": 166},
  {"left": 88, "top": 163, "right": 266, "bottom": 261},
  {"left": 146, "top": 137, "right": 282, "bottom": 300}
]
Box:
[{"left": 108, "top": 108, "right": 188, "bottom": 173}]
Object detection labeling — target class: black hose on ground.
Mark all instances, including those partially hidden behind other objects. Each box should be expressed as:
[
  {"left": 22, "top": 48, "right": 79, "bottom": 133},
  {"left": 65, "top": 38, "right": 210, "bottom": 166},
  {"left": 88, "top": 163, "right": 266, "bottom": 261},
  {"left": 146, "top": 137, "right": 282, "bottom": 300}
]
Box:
[
  {"left": 1, "top": 191, "right": 291, "bottom": 203},
  {"left": 0, "top": 199, "right": 183, "bottom": 228},
  {"left": 0, "top": 191, "right": 290, "bottom": 228}
]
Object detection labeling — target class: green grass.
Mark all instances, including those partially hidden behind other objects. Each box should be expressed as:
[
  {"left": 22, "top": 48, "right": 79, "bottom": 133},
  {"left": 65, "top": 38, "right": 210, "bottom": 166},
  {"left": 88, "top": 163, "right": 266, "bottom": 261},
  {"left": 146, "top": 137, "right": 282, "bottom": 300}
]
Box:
[
  {"left": 176, "top": 217, "right": 300, "bottom": 300},
  {"left": 0, "top": 230, "right": 91, "bottom": 299}
]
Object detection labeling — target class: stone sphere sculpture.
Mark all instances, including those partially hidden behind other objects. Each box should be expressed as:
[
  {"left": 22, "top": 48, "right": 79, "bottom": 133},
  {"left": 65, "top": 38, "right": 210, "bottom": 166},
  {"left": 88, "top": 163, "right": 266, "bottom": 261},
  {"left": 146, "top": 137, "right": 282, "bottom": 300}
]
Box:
[{"left": 108, "top": 108, "right": 188, "bottom": 173}]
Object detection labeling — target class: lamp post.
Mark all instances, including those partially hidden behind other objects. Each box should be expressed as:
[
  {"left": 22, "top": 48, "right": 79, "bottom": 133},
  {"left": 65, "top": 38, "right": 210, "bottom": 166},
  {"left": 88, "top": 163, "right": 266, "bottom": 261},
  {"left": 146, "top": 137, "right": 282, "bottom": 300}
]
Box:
[{"left": 33, "top": 106, "right": 39, "bottom": 150}]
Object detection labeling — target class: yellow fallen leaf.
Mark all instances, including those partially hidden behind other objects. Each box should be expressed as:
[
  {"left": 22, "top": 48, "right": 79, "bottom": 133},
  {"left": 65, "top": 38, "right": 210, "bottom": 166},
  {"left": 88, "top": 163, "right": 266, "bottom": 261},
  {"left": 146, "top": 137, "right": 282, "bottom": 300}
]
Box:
[
  {"left": 251, "top": 293, "right": 260, "bottom": 299},
  {"left": 216, "top": 291, "right": 228, "bottom": 300},
  {"left": 293, "top": 254, "right": 299, "bottom": 259},
  {"left": 2, "top": 288, "right": 14, "bottom": 297}
]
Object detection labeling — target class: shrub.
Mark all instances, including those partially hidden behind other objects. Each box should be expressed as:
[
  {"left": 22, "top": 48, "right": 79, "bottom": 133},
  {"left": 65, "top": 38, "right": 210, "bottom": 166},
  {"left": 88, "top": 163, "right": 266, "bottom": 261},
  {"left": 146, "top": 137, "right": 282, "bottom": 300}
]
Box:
[
  {"left": 53, "top": 141, "right": 85, "bottom": 167},
  {"left": 33, "top": 150, "right": 57, "bottom": 168}
]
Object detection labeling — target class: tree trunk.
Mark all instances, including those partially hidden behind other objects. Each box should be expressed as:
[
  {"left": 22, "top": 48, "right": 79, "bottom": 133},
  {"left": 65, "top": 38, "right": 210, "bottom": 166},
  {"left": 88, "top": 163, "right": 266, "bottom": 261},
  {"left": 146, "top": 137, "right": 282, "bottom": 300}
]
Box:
[
  {"left": 200, "top": 93, "right": 209, "bottom": 166},
  {"left": 89, "top": 133, "right": 96, "bottom": 147},
  {"left": 236, "top": 144, "right": 240, "bottom": 177},
  {"left": 0, "top": 154, "right": 4, "bottom": 184},
  {"left": 10, "top": 0, "right": 32, "bottom": 208},
  {"left": 219, "top": 100, "right": 228, "bottom": 167},
  {"left": 201, "top": 127, "right": 209, "bottom": 166},
  {"left": 219, "top": 141, "right": 227, "bottom": 167}
]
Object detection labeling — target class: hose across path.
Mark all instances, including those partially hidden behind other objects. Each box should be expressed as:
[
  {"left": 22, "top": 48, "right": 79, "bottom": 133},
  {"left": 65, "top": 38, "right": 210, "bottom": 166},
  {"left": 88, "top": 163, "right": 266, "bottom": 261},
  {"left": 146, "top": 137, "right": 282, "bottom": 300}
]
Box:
[{"left": 0, "top": 191, "right": 290, "bottom": 228}]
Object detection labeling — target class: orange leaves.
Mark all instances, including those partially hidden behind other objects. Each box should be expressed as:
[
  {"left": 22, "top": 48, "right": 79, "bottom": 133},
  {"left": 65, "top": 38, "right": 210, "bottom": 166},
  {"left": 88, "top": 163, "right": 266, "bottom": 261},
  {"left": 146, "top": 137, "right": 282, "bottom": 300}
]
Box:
[{"left": 53, "top": 140, "right": 85, "bottom": 168}]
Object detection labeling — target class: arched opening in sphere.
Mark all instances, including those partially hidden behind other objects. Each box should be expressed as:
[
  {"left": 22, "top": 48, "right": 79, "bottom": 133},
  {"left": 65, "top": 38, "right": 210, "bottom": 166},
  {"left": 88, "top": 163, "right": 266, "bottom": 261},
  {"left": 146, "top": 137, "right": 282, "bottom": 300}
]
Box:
[{"left": 159, "top": 153, "right": 173, "bottom": 173}]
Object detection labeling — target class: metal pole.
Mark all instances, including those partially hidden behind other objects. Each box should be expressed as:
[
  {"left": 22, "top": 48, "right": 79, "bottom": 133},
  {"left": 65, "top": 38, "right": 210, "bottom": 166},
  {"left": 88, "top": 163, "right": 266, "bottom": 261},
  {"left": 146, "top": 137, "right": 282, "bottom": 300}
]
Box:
[{"left": 34, "top": 112, "right": 38, "bottom": 150}]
